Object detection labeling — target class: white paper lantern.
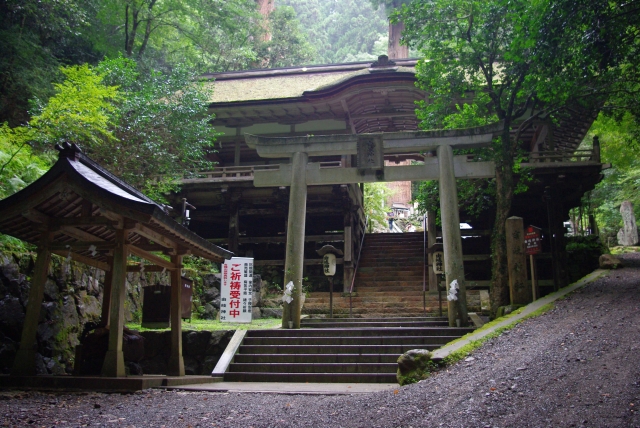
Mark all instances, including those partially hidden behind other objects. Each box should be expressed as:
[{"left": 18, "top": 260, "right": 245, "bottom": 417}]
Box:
[{"left": 322, "top": 253, "right": 336, "bottom": 276}]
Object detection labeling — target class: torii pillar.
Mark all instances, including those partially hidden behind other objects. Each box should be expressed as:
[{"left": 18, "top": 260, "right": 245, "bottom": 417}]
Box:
[
  {"left": 437, "top": 145, "right": 469, "bottom": 327},
  {"left": 281, "top": 152, "right": 308, "bottom": 329}
]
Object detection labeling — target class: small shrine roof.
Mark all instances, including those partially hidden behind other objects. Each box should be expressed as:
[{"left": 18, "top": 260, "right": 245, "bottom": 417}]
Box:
[{"left": 0, "top": 143, "right": 232, "bottom": 269}]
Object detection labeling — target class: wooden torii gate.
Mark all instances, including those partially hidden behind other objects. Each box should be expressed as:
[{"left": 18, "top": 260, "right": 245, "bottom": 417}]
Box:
[{"left": 246, "top": 122, "right": 503, "bottom": 328}]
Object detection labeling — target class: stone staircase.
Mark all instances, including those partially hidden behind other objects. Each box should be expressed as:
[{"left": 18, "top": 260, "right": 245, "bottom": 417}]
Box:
[
  {"left": 304, "top": 232, "right": 443, "bottom": 317},
  {"left": 224, "top": 317, "right": 473, "bottom": 383}
]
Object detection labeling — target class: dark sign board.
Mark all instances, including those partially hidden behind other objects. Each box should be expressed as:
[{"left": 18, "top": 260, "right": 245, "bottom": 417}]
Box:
[{"left": 524, "top": 225, "right": 542, "bottom": 255}]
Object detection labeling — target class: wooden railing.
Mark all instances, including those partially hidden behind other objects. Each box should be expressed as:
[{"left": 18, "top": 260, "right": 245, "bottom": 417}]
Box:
[
  {"left": 527, "top": 149, "right": 599, "bottom": 163},
  {"left": 182, "top": 161, "right": 343, "bottom": 183}
]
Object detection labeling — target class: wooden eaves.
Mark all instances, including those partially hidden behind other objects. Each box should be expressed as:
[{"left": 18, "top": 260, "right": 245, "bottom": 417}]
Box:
[{"left": 0, "top": 143, "right": 232, "bottom": 270}]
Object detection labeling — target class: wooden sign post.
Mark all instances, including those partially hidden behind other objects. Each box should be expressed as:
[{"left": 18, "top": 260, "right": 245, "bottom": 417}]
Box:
[{"left": 524, "top": 225, "right": 542, "bottom": 300}]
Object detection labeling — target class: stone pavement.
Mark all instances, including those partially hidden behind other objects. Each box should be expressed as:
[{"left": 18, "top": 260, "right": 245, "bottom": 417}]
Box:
[{"left": 162, "top": 381, "right": 399, "bottom": 395}]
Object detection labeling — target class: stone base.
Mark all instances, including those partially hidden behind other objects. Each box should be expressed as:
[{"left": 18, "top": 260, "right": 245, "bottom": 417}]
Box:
[{"left": 0, "top": 374, "right": 222, "bottom": 392}]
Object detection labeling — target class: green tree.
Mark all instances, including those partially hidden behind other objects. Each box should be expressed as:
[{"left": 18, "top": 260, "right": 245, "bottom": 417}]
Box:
[
  {"left": 0, "top": 0, "right": 96, "bottom": 126},
  {"left": 6, "top": 57, "right": 217, "bottom": 202},
  {"left": 257, "top": 6, "right": 315, "bottom": 68},
  {"left": 280, "top": 0, "right": 388, "bottom": 64},
  {"left": 363, "top": 182, "right": 395, "bottom": 232},
  {"left": 92, "top": 0, "right": 267, "bottom": 72},
  {"left": 398, "top": 0, "right": 635, "bottom": 315}
]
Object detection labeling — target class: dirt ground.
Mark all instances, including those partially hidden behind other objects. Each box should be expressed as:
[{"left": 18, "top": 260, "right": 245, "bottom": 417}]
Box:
[{"left": 2, "top": 253, "right": 639, "bottom": 428}]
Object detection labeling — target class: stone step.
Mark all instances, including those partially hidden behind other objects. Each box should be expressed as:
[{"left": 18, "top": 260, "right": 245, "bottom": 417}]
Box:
[
  {"left": 295, "top": 320, "right": 448, "bottom": 328},
  {"left": 305, "top": 295, "right": 435, "bottom": 303},
  {"left": 224, "top": 372, "right": 399, "bottom": 383},
  {"left": 233, "top": 353, "right": 400, "bottom": 364},
  {"left": 300, "top": 316, "right": 448, "bottom": 323},
  {"left": 228, "top": 362, "right": 398, "bottom": 374},
  {"left": 246, "top": 327, "right": 471, "bottom": 338},
  {"left": 353, "top": 279, "right": 429, "bottom": 293},
  {"left": 242, "top": 336, "right": 464, "bottom": 346},
  {"left": 236, "top": 343, "right": 444, "bottom": 355},
  {"left": 357, "top": 267, "right": 423, "bottom": 274}
]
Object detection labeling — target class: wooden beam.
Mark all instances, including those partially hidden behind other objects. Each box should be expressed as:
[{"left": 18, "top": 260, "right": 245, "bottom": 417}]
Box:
[
  {"left": 22, "top": 209, "right": 51, "bottom": 225},
  {"left": 254, "top": 258, "right": 343, "bottom": 266},
  {"left": 50, "top": 241, "right": 115, "bottom": 251},
  {"left": 126, "top": 264, "right": 168, "bottom": 272},
  {"left": 128, "top": 245, "right": 177, "bottom": 270},
  {"left": 99, "top": 210, "right": 125, "bottom": 228},
  {"left": 207, "top": 233, "right": 344, "bottom": 245},
  {"left": 132, "top": 223, "right": 177, "bottom": 250},
  {"left": 54, "top": 216, "right": 117, "bottom": 227},
  {"left": 52, "top": 250, "right": 110, "bottom": 271},
  {"left": 59, "top": 226, "right": 105, "bottom": 242}
]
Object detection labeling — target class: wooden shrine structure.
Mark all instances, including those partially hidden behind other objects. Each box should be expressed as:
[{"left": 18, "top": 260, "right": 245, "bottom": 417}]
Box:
[
  {"left": 0, "top": 143, "right": 232, "bottom": 377},
  {"left": 176, "top": 56, "right": 607, "bottom": 319}
]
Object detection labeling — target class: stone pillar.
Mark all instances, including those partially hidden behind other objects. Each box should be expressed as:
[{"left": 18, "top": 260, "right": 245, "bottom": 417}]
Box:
[
  {"left": 282, "top": 151, "right": 308, "bottom": 329},
  {"left": 167, "top": 255, "right": 185, "bottom": 376},
  {"left": 102, "top": 228, "right": 128, "bottom": 377},
  {"left": 437, "top": 145, "right": 468, "bottom": 327},
  {"left": 617, "top": 201, "right": 638, "bottom": 246},
  {"left": 427, "top": 210, "right": 438, "bottom": 292},
  {"left": 11, "top": 232, "right": 52, "bottom": 376},
  {"left": 505, "top": 217, "right": 532, "bottom": 305}
]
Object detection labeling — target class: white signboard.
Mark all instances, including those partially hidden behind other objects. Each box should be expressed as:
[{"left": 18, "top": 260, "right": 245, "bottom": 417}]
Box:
[
  {"left": 220, "top": 257, "right": 254, "bottom": 323},
  {"left": 433, "top": 251, "right": 445, "bottom": 275}
]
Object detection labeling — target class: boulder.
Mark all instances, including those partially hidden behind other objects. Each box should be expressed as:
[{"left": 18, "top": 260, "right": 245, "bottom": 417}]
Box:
[
  {"left": 599, "top": 254, "right": 624, "bottom": 269},
  {"left": 183, "top": 356, "right": 200, "bottom": 375},
  {"left": 261, "top": 308, "right": 283, "bottom": 319},
  {"left": 252, "top": 307, "right": 261, "bottom": 320},
  {"left": 200, "top": 303, "right": 217, "bottom": 320},
  {"left": 205, "top": 331, "right": 233, "bottom": 357},
  {"left": 0, "top": 296, "right": 25, "bottom": 341},
  {"left": 75, "top": 292, "right": 101, "bottom": 322},
  {"left": 202, "top": 287, "right": 220, "bottom": 304},
  {"left": 43, "top": 279, "right": 60, "bottom": 302},
  {"left": 182, "top": 331, "right": 212, "bottom": 357},
  {"left": 0, "top": 333, "right": 17, "bottom": 374},
  {"left": 396, "top": 349, "right": 434, "bottom": 386}
]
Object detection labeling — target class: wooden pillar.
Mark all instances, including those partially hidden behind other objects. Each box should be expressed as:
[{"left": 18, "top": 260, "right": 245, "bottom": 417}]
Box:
[
  {"left": 234, "top": 127, "right": 242, "bottom": 167},
  {"left": 282, "top": 151, "right": 308, "bottom": 329},
  {"left": 427, "top": 210, "right": 438, "bottom": 292},
  {"left": 167, "top": 254, "right": 184, "bottom": 376},
  {"left": 101, "top": 228, "right": 128, "bottom": 377},
  {"left": 505, "top": 217, "right": 532, "bottom": 305},
  {"left": 228, "top": 191, "right": 240, "bottom": 255},
  {"left": 99, "top": 255, "right": 113, "bottom": 327},
  {"left": 437, "top": 145, "right": 468, "bottom": 327},
  {"left": 343, "top": 211, "right": 354, "bottom": 293},
  {"left": 11, "top": 232, "right": 52, "bottom": 376}
]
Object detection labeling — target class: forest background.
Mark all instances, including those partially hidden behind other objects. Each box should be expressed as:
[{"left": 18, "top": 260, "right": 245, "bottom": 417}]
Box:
[{"left": 1, "top": 0, "right": 639, "bottom": 250}]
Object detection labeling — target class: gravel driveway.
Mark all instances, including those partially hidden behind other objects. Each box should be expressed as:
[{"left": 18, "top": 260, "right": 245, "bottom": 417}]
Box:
[{"left": 2, "top": 254, "right": 639, "bottom": 428}]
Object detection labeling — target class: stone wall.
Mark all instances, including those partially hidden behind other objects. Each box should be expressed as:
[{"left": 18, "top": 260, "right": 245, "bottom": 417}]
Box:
[
  {"left": 0, "top": 250, "right": 243, "bottom": 376},
  {"left": 140, "top": 330, "right": 233, "bottom": 375}
]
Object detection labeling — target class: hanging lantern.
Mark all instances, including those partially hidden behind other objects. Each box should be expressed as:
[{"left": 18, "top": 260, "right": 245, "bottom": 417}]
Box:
[{"left": 322, "top": 253, "right": 336, "bottom": 277}]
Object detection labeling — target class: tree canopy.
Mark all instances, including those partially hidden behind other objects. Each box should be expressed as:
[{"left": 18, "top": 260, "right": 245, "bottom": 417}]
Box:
[{"left": 398, "top": 0, "right": 639, "bottom": 314}]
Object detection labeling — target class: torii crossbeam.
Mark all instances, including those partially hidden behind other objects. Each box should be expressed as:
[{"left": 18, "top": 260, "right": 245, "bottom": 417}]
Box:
[{"left": 245, "top": 123, "right": 503, "bottom": 328}]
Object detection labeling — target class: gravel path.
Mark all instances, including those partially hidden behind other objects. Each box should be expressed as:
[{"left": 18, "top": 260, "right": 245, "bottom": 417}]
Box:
[{"left": 2, "top": 254, "right": 640, "bottom": 428}]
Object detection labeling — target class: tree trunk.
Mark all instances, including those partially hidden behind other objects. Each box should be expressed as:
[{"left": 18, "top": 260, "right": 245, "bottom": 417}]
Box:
[
  {"left": 489, "top": 131, "right": 516, "bottom": 317},
  {"left": 388, "top": 21, "right": 408, "bottom": 59}
]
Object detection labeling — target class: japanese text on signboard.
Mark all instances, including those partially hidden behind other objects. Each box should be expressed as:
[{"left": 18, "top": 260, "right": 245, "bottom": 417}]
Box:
[
  {"left": 220, "top": 257, "right": 254, "bottom": 323},
  {"left": 524, "top": 226, "right": 542, "bottom": 255}
]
